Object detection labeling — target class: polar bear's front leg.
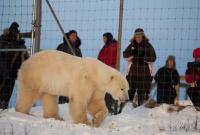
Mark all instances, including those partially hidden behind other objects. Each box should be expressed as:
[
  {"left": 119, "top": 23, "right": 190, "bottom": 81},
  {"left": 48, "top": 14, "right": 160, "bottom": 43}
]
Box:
[
  {"left": 69, "top": 98, "right": 90, "bottom": 125},
  {"left": 90, "top": 108, "right": 108, "bottom": 127},
  {"left": 88, "top": 91, "right": 108, "bottom": 127}
]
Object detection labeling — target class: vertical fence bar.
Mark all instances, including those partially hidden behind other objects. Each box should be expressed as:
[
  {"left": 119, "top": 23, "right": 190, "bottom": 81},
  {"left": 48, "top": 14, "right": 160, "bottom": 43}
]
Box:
[
  {"left": 117, "top": 0, "right": 124, "bottom": 70},
  {"left": 45, "top": 0, "right": 75, "bottom": 55},
  {"left": 33, "top": 0, "right": 42, "bottom": 53},
  {"left": 31, "top": 0, "right": 36, "bottom": 56}
]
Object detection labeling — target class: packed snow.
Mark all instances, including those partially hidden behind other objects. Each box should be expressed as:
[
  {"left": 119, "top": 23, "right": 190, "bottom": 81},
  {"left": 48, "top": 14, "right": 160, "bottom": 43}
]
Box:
[{"left": 0, "top": 102, "right": 200, "bottom": 135}]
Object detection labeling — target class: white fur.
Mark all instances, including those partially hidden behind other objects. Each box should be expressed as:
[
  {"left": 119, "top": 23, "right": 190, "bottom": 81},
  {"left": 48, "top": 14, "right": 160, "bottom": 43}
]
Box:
[{"left": 15, "top": 50, "right": 129, "bottom": 127}]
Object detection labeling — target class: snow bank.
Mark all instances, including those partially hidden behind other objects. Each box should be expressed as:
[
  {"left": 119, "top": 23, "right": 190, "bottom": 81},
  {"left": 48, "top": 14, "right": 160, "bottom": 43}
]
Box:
[{"left": 0, "top": 103, "right": 200, "bottom": 135}]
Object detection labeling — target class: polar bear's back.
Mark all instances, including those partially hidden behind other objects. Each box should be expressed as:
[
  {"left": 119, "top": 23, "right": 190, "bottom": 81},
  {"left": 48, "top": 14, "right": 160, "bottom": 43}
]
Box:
[
  {"left": 18, "top": 50, "right": 84, "bottom": 95},
  {"left": 17, "top": 50, "right": 126, "bottom": 96},
  {"left": 19, "top": 50, "right": 82, "bottom": 76}
]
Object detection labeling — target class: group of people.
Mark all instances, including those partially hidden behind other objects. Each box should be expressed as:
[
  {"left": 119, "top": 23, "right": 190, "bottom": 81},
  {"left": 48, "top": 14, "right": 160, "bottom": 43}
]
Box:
[
  {"left": 55, "top": 27, "right": 200, "bottom": 111},
  {"left": 0, "top": 22, "right": 200, "bottom": 112}
]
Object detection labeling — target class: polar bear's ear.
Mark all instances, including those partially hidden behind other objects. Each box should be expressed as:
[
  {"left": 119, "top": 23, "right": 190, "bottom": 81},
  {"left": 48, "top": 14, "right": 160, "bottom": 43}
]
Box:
[
  {"left": 110, "top": 75, "right": 114, "bottom": 81},
  {"left": 107, "top": 75, "right": 114, "bottom": 84}
]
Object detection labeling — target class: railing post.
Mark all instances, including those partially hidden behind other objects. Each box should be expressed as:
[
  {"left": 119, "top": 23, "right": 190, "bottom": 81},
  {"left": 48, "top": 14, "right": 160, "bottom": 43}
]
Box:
[
  {"left": 33, "top": 0, "right": 42, "bottom": 53},
  {"left": 116, "top": 0, "right": 124, "bottom": 71}
]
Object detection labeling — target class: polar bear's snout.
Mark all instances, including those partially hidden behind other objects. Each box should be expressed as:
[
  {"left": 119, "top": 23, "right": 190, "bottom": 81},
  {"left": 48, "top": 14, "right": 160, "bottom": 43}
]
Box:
[
  {"left": 123, "top": 91, "right": 129, "bottom": 102},
  {"left": 113, "top": 87, "right": 129, "bottom": 106},
  {"left": 119, "top": 95, "right": 126, "bottom": 103},
  {"left": 120, "top": 93, "right": 129, "bottom": 104},
  {"left": 120, "top": 85, "right": 129, "bottom": 102}
]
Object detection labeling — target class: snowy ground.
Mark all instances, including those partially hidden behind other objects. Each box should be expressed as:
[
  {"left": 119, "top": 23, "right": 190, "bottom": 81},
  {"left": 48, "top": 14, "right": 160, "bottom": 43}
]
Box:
[{"left": 0, "top": 102, "right": 200, "bottom": 135}]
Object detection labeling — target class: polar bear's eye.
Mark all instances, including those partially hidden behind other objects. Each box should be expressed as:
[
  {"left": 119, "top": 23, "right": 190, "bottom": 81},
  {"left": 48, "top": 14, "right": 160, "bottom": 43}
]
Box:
[{"left": 121, "top": 88, "right": 124, "bottom": 91}]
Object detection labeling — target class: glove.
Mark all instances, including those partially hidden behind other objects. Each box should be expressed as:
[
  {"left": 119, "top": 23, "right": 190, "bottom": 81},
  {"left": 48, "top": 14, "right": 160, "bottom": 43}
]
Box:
[{"left": 196, "top": 81, "right": 200, "bottom": 87}]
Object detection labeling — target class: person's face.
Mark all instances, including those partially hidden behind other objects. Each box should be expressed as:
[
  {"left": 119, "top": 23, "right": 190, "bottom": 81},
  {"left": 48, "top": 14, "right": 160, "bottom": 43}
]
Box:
[
  {"left": 167, "top": 59, "right": 174, "bottom": 69},
  {"left": 69, "top": 33, "right": 77, "bottom": 44},
  {"left": 134, "top": 34, "right": 143, "bottom": 44},
  {"left": 103, "top": 36, "right": 107, "bottom": 44},
  {"left": 195, "top": 57, "right": 200, "bottom": 63}
]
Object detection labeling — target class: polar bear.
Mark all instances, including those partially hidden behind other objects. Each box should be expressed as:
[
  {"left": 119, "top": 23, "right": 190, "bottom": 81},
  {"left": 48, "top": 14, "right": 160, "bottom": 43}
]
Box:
[{"left": 15, "top": 50, "right": 129, "bottom": 127}]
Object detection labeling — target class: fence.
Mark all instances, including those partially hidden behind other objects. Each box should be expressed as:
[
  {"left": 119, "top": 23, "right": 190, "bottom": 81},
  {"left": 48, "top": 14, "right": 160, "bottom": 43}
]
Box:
[{"left": 0, "top": 0, "right": 200, "bottom": 108}]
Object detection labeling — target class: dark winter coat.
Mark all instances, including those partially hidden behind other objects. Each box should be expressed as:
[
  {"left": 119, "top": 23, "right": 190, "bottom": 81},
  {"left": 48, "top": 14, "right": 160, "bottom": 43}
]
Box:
[
  {"left": 98, "top": 40, "right": 118, "bottom": 69},
  {"left": 185, "top": 61, "right": 200, "bottom": 107},
  {"left": 0, "top": 35, "right": 29, "bottom": 80},
  {"left": 56, "top": 37, "right": 82, "bottom": 57},
  {"left": 123, "top": 40, "right": 156, "bottom": 78},
  {"left": 155, "top": 67, "right": 180, "bottom": 91},
  {"left": 154, "top": 67, "right": 180, "bottom": 104}
]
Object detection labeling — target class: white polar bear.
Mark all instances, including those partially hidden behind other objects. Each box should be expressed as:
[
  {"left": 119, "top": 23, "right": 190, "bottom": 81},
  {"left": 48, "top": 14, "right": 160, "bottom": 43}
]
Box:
[{"left": 15, "top": 50, "right": 129, "bottom": 127}]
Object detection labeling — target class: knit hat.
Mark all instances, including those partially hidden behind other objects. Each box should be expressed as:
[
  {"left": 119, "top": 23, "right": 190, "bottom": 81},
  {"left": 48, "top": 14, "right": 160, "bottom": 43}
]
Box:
[
  {"left": 193, "top": 48, "right": 200, "bottom": 58},
  {"left": 134, "top": 28, "right": 144, "bottom": 35},
  {"left": 167, "top": 55, "right": 175, "bottom": 61},
  {"left": 9, "top": 22, "right": 19, "bottom": 33}
]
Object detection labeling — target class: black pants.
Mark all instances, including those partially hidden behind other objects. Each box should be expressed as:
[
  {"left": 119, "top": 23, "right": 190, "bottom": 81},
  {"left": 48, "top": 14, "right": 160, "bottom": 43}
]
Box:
[
  {"left": 157, "top": 89, "right": 176, "bottom": 104},
  {"left": 187, "top": 87, "right": 200, "bottom": 107},
  {"left": 58, "top": 96, "right": 69, "bottom": 104},
  {"left": 126, "top": 75, "right": 152, "bottom": 106},
  {"left": 0, "top": 78, "right": 15, "bottom": 109}
]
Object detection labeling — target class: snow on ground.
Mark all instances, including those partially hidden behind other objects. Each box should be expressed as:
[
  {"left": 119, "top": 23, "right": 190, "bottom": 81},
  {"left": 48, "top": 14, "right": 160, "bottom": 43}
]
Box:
[{"left": 0, "top": 103, "right": 200, "bottom": 135}]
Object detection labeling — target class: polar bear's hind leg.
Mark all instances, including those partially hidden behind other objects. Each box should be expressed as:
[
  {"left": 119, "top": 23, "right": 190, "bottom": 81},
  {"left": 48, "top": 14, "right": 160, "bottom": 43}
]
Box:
[
  {"left": 15, "top": 89, "right": 38, "bottom": 114},
  {"left": 40, "top": 93, "right": 62, "bottom": 120}
]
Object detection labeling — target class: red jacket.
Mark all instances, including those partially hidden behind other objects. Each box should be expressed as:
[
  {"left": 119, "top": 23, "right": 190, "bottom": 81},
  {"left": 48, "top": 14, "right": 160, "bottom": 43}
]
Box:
[
  {"left": 185, "top": 63, "right": 200, "bottom": 84},
  {"left": 186, "top": 72, "right": 200, "bottom": 84},
  {"left": 98, "top": 41, "right": 118, "bottom": 69}
]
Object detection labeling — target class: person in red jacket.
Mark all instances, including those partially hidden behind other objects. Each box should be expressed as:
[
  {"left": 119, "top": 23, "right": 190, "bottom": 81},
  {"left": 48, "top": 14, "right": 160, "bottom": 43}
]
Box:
[
  {"left": 185, "top": 48, "right": 200, "bottom": 110},
  {"left": 98, "top": 33, "right": 120, "bottom": 115},
  {"left": 98, "top": 32, "right": 118, "bottom": 69}
]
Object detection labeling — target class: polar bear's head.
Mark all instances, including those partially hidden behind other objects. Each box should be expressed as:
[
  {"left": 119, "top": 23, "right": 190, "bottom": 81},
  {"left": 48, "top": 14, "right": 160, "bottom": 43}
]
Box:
[
  {"left": 85, "top": 58, "right": 129, "bottom": 104},
  {"left": 104, "top": 74, "right": 129, "bottom": 104}
]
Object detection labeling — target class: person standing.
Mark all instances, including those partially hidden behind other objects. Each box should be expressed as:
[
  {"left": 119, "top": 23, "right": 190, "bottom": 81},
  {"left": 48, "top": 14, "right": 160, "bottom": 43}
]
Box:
[
  {"left": 98, "top": 32, "right": 119, "bottom": 114},
  {"left": 98, "top": 32, "right": 118, "bottom": 69},
  {"left": 56, "top": 30, "right": 82, "bottom": 104},
  {"left": 155, "top": 56, "right": 180, "bottom": 104},
  {"left": 57, "top": 30, "right": 82, "bottom": 57},
  {"left": 0, "top": 22, "right": 29, "bottom": 109},
  {"left": 185, "top": 48, "right": 200, "bottom": 110},
  {"left": 123, "top": 28, "right": 156, "bottom": 106}
]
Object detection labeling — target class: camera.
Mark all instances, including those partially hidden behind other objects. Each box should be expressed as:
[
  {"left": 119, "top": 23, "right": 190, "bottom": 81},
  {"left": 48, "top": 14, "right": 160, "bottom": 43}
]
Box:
[
  {"left": 16, "top": 32, "right": 32, "bottom": 41},
  {"left": 8, "top": 22, "right": 32, "bottom": 41}
]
